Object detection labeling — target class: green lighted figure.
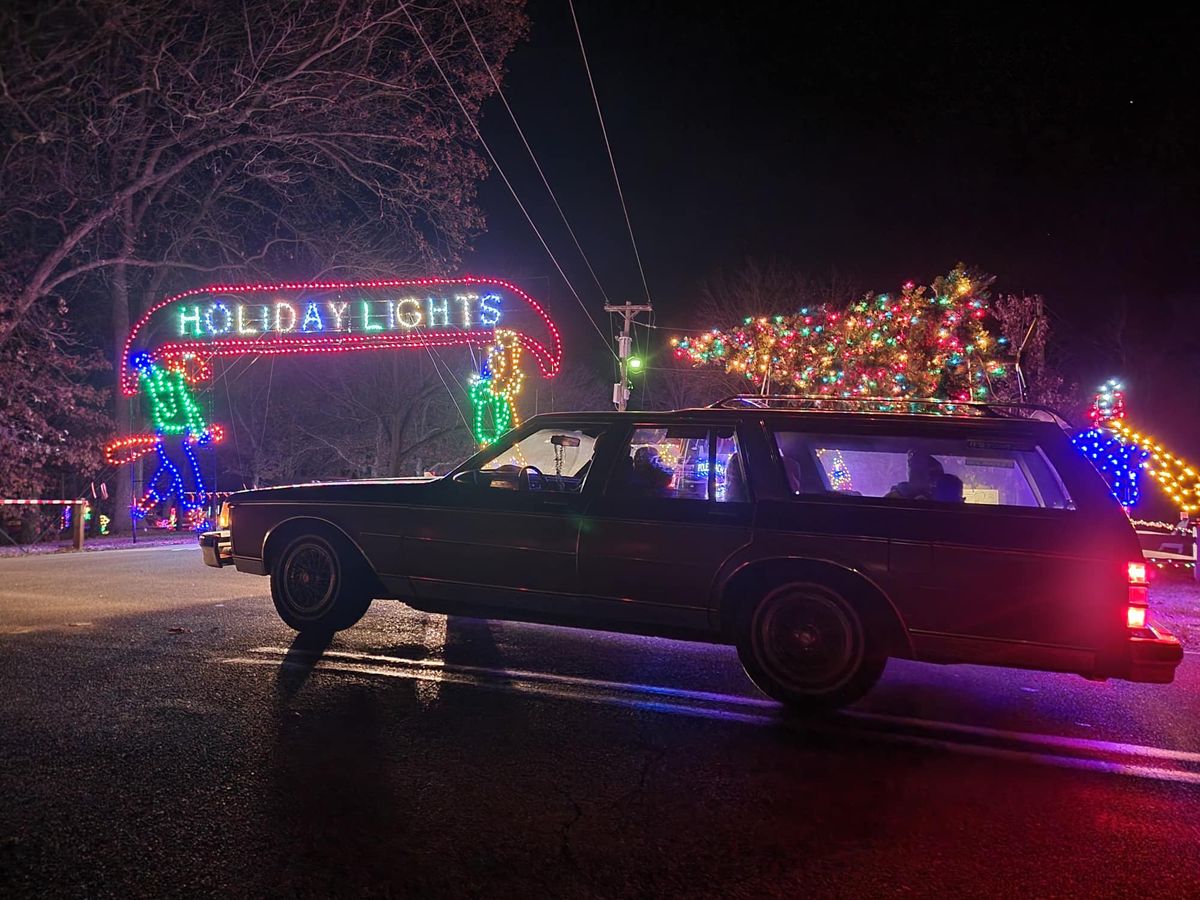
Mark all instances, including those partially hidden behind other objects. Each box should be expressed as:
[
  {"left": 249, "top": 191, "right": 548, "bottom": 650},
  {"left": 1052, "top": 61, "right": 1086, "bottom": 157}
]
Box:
[{"left": 104, "top": 352, "right": 223, "bottom": 527}]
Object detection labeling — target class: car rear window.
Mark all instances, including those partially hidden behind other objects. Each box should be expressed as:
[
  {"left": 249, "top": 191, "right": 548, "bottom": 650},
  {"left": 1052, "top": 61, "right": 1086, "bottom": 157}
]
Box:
[{"left": 773, "top": 430, "right": 1073, "bottom": 510}]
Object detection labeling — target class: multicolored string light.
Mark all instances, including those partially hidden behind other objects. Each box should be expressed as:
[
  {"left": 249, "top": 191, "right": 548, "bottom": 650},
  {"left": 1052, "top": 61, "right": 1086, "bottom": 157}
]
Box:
[
  {"left": 469, "top": 329, "right": 526, "bottom": 446},
  {"left": 672, "top": 267, "right": 1009, "bottom": 401},
  {"left": 1071, "top": 426, "right": 1146, "bottom": 507},
  {"left": 103, "top": 353, "right": 223, "bottom": 530},
  {"left": 1076, "top": 379, "right": 1200, "bottom": 514},
  {"left": 110, "top": 277, "right": 564, "bottom": 520},
  {"left": 120, "top": 276, "right": 563, "bottom": 395},
  {"left": 1106, "top": 420, "right": 1200, "bottom": 514},
  {"left": 817, "top": 448, "right": 854, "bottom": 491}
]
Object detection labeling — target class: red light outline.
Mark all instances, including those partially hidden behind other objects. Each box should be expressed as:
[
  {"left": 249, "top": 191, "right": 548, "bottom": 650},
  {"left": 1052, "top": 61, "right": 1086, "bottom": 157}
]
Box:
[{"left": 120, "top": 276, "right": 563, "bottom": 395}]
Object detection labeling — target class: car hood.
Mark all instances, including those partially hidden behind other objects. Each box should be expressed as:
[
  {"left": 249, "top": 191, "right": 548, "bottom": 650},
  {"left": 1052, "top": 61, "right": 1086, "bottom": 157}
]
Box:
[{"left": 227, "top": 476, "right": 441, "bottom": 505}]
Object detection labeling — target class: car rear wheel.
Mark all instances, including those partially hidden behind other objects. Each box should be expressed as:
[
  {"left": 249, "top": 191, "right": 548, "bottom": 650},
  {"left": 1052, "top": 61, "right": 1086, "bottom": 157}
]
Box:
[
  {"left": 735, "top": 581, "right": 885, "bottom": 711},
  {"left": 270, "top": 532, "right": 372, "bottom": 632}
]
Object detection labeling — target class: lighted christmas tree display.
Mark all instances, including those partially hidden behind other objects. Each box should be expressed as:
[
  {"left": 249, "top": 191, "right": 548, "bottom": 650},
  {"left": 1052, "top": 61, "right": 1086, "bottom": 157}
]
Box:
[{"left": 672, "top": 265, "right": 1011, "bottom": 401}]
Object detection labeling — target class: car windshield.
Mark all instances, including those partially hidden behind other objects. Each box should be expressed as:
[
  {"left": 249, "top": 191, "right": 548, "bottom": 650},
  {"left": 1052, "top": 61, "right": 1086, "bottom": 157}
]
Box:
[{"left": 481, "top": 428, "right": 595, "bottom": 476}]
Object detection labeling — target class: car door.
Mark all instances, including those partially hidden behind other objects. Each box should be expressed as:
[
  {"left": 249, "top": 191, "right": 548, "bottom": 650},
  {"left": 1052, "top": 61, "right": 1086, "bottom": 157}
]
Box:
[
  {"left": 400, "top": 423, "right": 610, "bottom": 612},
  {"left": 576, "top": 421, "right": 755, "bottom": 631},
  {"left": 790, "top": 425, "right": 1118, "bottom": 652}
]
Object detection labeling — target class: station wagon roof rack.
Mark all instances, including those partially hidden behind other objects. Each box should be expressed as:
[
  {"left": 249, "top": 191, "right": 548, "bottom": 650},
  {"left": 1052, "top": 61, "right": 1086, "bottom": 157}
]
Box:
[{"left": 709, "top": 395, "right": 1073, "bottom": 429}]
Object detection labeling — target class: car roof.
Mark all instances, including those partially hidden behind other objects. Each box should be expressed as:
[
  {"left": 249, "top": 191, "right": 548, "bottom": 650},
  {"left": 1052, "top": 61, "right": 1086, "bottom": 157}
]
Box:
[{"left": 519, "top": 407, "right": 1069, "bottom": 438}]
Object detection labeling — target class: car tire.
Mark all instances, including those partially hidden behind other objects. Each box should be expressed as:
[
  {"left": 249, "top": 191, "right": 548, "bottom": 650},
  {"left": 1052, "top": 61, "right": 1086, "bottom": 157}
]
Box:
[
  {"left": 735, "top": 581, "right": 886, "bottom": 711},
  {"left": 270, "top": 532, "right": 373, "bottom": 632}
]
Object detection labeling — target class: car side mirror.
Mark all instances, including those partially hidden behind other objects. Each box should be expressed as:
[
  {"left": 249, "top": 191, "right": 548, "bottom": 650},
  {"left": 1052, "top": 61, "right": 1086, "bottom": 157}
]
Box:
[{"left": 452, "top": 470, "right": 481, "bottom": 487}]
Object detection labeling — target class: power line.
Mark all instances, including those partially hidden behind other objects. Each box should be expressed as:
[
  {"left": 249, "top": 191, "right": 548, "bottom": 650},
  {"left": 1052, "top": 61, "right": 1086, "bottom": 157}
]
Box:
[
  {"left": 568, "top": 0, "right": 652, "bottom": 306},
  {"left": 451, "top": 0, "right": 612, "bottom": 307},
  {"left": 400, "top": 2, "right": 615, "bottom": 359},
  {"left": 423, "top": 346, "right": 474, "bottom": 437},
  {"left": 258, "top": 355, "right": 275, "bottom": 452}
]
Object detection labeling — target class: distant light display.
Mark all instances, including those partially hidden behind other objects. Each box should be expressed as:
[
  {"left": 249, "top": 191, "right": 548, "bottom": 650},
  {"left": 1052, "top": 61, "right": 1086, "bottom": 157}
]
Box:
[{"left": 1075, "top": 379, "right": 1199, "bottom": 514}]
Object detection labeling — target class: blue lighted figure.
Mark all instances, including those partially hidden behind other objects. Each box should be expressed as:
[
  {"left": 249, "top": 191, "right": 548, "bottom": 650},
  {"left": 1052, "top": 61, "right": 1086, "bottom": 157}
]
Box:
[
  {"left": 113, "top": 352, "right": 223, "bottom": 527},
  {"left": 1071, "top": 428, "right": 1146, "bottom": 508},
  {"left": 1071, "top": 379, "right": 1147, "bottom": 508}
]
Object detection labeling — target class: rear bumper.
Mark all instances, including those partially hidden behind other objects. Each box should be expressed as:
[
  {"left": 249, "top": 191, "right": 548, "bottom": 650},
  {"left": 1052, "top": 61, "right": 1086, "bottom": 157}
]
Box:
[
  {"left": 911, "top": 625, "right": 1185, "bottom": 685},
  {"left": 1116, "top": 624, "right": 1184, "bottom": 684},
  {"left": 199, "top": 530, "right": 232, "bottom": 568}
]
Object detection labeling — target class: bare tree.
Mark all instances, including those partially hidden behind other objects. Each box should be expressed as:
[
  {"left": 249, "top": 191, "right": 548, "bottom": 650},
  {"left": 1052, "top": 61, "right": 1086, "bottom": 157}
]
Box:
[
  {"left": 0, "top": 266, "right": 109, "bottom": 499},
  {"left": 213, "top": 351, "right": 474, "bottom": 487},
  {"left": 1, "top": 0, "right": 526, "bottom": 330},
  {"left": 991, "top": 292, "right": 1077, "bottom": 413}
]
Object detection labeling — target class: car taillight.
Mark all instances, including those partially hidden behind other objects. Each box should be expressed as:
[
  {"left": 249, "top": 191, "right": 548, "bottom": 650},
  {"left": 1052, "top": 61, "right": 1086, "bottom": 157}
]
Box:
[{"left": 1127, "top": 559, "right": 1149, "bottom": 630}]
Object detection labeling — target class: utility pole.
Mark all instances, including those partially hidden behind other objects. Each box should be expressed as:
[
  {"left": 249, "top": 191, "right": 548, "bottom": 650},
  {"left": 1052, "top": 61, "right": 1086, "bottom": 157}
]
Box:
[{"left": 605, "top": 301, "right": 653, "bottom": 411}]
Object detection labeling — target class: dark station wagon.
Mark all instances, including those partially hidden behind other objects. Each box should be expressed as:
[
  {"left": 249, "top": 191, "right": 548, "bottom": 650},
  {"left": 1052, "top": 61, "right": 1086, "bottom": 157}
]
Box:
[{"left": 201, "top": 397, "right": 1183, "bottom": 710}]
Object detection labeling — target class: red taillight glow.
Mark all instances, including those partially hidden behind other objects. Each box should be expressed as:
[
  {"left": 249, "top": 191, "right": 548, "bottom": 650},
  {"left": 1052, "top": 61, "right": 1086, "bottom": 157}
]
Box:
[{"left": 1127, "top": 561, "right": 1150, "bottom": 629}]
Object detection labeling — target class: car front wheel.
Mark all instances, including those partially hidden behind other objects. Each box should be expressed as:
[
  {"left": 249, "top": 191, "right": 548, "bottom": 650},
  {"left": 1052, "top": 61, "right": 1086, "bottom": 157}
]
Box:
[
  {"left": 270, "top": 533, "right": 372, "bottom": 632},
  {"left": 735, "top": 581, "right": 885, "bottom": 711}
]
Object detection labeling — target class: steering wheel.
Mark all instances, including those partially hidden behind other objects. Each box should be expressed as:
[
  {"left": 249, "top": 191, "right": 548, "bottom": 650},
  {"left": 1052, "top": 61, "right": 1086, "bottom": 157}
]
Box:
[{"left": 517, "top": 465, "right": 543, "bottom": 491}]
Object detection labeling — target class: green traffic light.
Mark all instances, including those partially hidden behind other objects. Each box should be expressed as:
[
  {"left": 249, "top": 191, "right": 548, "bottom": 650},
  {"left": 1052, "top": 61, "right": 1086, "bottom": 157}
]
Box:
[{"left": 627, "top": 356, "right": 644, "bottom": 372}]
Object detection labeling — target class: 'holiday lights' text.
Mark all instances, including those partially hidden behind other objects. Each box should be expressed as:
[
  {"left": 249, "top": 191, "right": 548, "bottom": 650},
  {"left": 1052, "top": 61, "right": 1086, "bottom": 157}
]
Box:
[{"left": 176, "top": 293, "right": 503, "bottom": 338}]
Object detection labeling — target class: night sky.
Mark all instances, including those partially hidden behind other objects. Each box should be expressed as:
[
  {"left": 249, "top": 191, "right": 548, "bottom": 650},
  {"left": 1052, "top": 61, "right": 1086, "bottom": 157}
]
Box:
[{"left": 466, "top": 1, "right": 1200, "bottom": 405}]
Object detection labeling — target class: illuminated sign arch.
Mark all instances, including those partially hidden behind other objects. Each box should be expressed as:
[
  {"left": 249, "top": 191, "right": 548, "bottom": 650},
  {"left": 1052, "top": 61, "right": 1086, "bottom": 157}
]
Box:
[
  {"left": 109, "top": 276, "right": 564, "bottom": 527},
  {"left": 120, "top": 276, "right": 563, "bottom": 395}
]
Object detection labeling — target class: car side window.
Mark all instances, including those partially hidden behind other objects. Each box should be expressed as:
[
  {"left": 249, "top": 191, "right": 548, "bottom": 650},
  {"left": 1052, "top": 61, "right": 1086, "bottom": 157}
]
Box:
[
  {"left": 773, "top": 429, "right": 1073, "bottom": 509},
  {"left": 611, "top": 426, "right": 748, "bottom": 502}
]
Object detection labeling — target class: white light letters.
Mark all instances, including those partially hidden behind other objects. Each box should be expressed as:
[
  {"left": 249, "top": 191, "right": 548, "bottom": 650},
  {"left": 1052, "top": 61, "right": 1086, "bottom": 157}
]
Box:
[
  {"left": 176, "top": 293, "right": 503, "bottom": 338},
  {"left": 396, "top": 299, "right": 422, "bottom": 328},
  {"left": 426, "top": 296, "right": 451, "bottom": 328}
]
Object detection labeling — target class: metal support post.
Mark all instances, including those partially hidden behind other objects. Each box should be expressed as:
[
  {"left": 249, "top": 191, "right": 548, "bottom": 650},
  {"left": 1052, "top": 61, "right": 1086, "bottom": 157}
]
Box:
[
  {"left": 71, "top": 500, "right": 86, "bottom": 551},
  {"left": 604, "top": 302, "right": 653, "bottom": 412}
]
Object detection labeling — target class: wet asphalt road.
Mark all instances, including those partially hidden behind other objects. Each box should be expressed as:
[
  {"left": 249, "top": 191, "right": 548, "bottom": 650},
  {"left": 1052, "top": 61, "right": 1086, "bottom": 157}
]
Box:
[{"left": 1, "top": 545, "right": 1199, "bottom": 898}]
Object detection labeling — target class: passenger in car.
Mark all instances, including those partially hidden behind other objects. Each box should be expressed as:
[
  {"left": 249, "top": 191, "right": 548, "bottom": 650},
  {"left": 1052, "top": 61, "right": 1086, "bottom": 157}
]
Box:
[
  {"left": 629, "top": 446, "right": 674, "bottom": 495},
  {"left": 724, "top": 452, "right": 748, "bottom": 501},
  {"left": 931, "top": 472, "right": 966, "bottom": 503},
  {"left": 886, "top": 450, "right": 944, "bottom": 501}
]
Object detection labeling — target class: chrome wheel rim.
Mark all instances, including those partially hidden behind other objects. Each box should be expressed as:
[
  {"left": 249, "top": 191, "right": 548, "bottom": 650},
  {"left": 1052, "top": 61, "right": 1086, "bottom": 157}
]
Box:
[
  {"left": 753, "top": 588, "right": 862, "bottom": 693},
  {"left": 283, "top": 542, "right": 336, "bottom": 617}
]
